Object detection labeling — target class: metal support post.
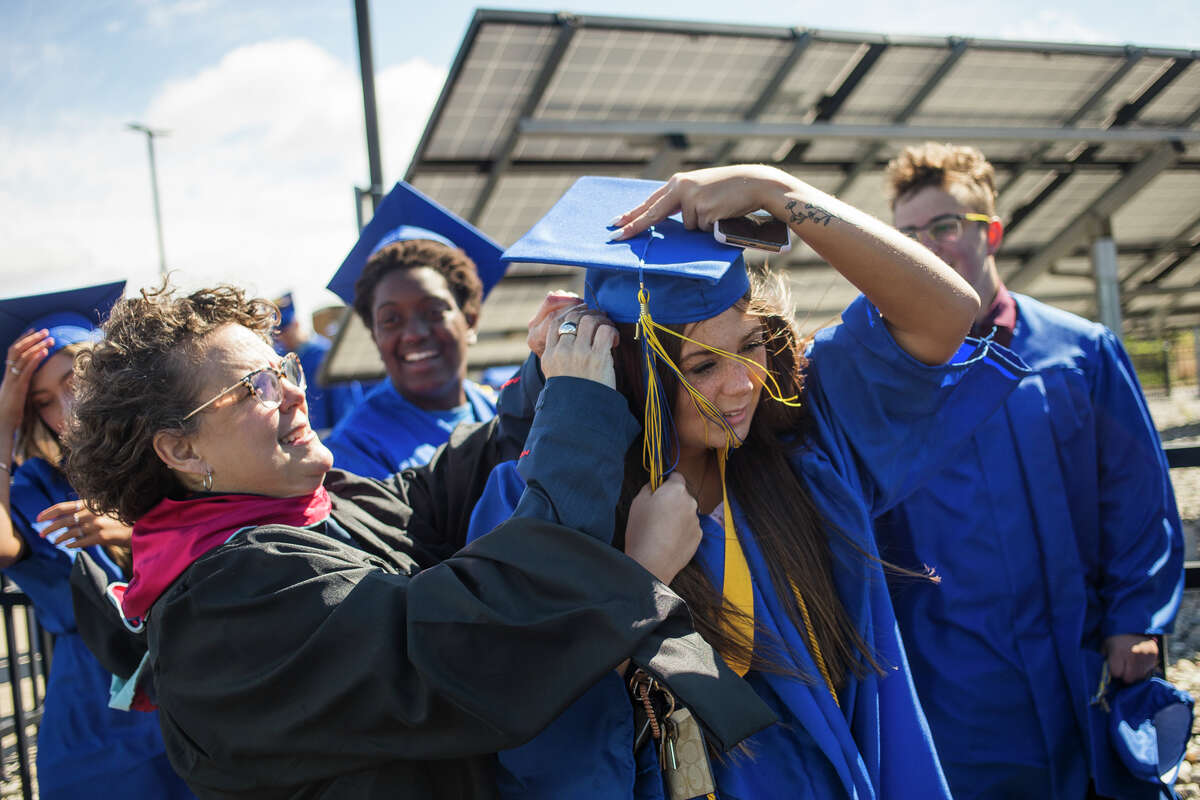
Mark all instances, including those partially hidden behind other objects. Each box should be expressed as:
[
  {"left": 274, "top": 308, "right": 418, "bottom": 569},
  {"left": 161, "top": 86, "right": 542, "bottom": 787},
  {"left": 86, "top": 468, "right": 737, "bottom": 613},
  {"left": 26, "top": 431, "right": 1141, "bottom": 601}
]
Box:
[{"left": 1092, "top": 222, "right": 1123, "bottom": 341}]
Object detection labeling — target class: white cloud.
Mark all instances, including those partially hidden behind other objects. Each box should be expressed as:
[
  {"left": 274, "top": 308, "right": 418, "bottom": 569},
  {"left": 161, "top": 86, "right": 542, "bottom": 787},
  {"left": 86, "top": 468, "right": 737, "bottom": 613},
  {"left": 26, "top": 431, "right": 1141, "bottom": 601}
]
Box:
[{"left": 0, "top": 37, "right": 446, "bottom": 317}]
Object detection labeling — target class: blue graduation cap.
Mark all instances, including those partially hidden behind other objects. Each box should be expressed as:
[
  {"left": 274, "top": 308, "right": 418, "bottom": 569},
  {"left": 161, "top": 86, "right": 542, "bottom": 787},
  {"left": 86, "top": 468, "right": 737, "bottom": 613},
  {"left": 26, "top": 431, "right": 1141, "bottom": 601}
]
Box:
[
  {"left": 275, "top": 292, "right": 297, "bottom": 329},
  {"left": 327, "top": 181, "right": 506, "bottom": 305},
  {"left": 1110, "top": 677, "right": 1194, "bottom": 791},
  {"left": 501, "top": 176, "right": 749, "bottom": 324},
  {"left": 0, "top": 281, "right": 126, "bottom": 371}
]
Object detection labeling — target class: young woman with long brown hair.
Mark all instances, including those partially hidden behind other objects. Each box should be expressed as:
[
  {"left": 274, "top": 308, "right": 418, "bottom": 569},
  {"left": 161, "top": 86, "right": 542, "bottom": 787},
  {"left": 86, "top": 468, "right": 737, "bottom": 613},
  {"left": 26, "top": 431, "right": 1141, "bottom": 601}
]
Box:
[
  {"left": 0, "top": 282, "right": 193, "bottom": 799},
  {"left": 464, "top": 166, "right": 1026, "bottom": 799}
]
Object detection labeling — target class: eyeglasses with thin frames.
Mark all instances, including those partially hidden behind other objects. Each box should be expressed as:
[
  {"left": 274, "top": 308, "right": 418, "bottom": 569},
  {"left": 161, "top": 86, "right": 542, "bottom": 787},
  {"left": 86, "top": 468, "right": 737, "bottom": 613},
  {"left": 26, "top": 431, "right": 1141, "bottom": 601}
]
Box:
[
  {"left": 183, "top": 352, "right": 306, "bottom": 421},
  {"left": 898, "top": 213, "right": 992, "bottom": 245}
]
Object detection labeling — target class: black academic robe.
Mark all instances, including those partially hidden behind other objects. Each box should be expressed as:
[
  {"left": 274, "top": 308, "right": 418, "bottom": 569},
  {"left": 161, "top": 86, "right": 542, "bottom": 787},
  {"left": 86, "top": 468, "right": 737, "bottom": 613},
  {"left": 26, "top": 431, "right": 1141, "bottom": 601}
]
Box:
[{"left": 135, "top": 379, "right": 772, "bottom": 799}]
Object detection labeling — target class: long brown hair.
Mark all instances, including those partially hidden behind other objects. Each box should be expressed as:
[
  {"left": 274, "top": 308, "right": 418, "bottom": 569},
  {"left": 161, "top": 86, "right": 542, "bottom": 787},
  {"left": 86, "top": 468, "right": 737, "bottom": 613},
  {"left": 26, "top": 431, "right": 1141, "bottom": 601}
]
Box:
[
  {"left": 611, "top": 272, "right": 884, "bottom": 687},
  {"left": 15, "top": 341, "right": 133, "bottom": 575},
  {"left": 15, "top": 342, "right": 90, "bottom": 467}
]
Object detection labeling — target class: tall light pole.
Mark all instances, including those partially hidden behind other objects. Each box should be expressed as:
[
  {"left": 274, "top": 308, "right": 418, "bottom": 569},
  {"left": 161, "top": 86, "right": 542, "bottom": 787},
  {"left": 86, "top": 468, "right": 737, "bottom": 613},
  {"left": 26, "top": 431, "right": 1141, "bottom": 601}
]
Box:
[
  {"left": 127, "top": 122, "right": 169, "bottom": 276},
  {"left": 354, "top": 0, "right": 384, "bottom": 213}
]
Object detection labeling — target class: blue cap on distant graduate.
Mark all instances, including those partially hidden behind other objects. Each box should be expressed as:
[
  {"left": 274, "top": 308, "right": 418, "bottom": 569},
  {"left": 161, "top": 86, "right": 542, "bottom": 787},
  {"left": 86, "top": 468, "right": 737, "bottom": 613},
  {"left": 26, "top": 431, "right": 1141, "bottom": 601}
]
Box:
[
  {"left": 275, "top": 292, "right": 297, "bottom": 329},
  {"left": 0, "top": 281, "right": 126, "bottom": 371},
  {"left": 327, "top": 181, "right": 507, "bottom": 305},
  {"left": 501, "top": 176, "right": 749, "bottom": 324}
]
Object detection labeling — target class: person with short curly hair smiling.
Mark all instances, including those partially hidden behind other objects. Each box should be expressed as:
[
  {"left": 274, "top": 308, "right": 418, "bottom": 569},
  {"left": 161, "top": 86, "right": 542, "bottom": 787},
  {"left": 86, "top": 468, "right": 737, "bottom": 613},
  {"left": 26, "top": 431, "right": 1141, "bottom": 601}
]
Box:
[{"left": 63, "top": 281, "right": 767, "bottom": 799}]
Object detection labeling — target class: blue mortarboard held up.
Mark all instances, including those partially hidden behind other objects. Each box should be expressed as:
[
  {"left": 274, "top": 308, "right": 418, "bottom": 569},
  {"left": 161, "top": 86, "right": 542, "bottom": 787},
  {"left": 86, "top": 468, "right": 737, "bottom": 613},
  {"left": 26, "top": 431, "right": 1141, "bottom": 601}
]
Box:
[
  {"left": 0, "top": 281, "right": 126, "bottom": 370},
  {"left": 327, "top": 181, "right": 506, "bottom": 305},
  {"left": 500, "top": 174, "right": 799, "bottom": 486},
  {"left": 502, "top": 176, "right": 750, "bottom": 324}
]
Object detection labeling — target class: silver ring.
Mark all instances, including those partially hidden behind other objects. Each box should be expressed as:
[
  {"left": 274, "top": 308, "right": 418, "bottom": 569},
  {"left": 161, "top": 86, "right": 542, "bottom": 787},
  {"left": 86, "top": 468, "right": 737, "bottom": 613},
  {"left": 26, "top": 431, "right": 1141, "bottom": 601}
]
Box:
[
  {"left": 557, "top": 320, "right": 579, "bottom": 336},
  {"left": 73, "top": 512, "right": 80, "bottom": 524},
  {"left": 8, "top": 366, "right": 18, "bottom": 376}
]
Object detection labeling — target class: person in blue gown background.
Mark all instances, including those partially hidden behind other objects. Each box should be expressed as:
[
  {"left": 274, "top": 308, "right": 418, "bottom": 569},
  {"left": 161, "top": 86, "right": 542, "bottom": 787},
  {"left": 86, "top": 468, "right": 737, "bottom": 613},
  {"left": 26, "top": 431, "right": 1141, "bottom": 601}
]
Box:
[
  {"left": 874, "top": 143, "right": 1185, "bottom": 800},
  {"left": 271, "top": 292, "right": 366, "bottom": 433},
  {"left": 464, "top": 167, "right": 1031, "bottom": 799},
  {"left": 0, "top": 282, "right": 193, "bottom": 800},
  {"left": 323, "top": 182, "right": 509, "bottom": 478}
]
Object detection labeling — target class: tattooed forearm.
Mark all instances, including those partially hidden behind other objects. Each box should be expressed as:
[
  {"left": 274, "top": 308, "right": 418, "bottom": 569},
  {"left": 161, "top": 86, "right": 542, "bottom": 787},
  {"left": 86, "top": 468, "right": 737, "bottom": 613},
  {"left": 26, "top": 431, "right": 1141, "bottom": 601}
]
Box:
[{"left": 785, "top": 199, "right": 836, "bottom": 227}]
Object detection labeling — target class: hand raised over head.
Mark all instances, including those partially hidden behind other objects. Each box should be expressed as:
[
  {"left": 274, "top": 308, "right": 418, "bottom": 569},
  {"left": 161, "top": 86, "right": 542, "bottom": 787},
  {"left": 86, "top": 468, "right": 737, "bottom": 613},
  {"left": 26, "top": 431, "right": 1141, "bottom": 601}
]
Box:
[
  {"left": 609, "top": 165, "right": 795, "bottom": 239},
  {"left": 0, "top": 329, "right": 53, "bottom": 432}
]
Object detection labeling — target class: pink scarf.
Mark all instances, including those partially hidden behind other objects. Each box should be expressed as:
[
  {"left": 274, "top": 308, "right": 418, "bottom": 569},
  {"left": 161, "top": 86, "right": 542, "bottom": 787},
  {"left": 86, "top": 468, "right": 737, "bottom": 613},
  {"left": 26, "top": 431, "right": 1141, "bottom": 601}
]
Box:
[{"left": 122, "top": 487, "right": 332, "bottom": 619}]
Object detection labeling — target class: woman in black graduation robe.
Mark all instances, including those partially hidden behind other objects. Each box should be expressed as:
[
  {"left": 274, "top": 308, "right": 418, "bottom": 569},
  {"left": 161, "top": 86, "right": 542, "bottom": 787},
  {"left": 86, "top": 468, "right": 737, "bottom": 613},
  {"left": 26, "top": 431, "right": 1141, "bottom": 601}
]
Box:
[{"left": 65, "top": 285, "right": 771, "bottom": 800}]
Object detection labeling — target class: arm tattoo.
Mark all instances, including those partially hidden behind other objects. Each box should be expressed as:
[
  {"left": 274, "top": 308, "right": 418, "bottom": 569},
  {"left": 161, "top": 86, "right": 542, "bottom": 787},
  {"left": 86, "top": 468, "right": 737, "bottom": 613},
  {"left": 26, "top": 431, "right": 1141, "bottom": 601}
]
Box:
[{"left": 785, "top": 199, "right": 836, "bottom": 227}]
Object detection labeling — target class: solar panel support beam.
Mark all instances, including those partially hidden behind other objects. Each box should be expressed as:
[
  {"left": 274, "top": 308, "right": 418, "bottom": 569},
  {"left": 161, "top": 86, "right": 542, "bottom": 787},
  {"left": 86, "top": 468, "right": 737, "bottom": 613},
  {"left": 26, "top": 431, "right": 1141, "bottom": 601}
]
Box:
[
  {"left": 711, "top": 30, "right": 812, "bottom": 165},
  {"left": 997, "top": 48, "right": 1145, "bottom": 197},
  {"left": 517, "top": 118, "right": 1200, "bottom": 144},
  {"left": 641, "top": 135, "right": 690, "bottom": 180},
  {"left": 1006, "top": 142, "right": 1181, "bottom": 291},
  {"left": 467, "top": 14, "right": 578, "bottom": 224},
  {"left": 1123, "top": 210, "right": 1200, "bottom": 289},
  {"left": 1092, "top": 224, "right": 1123, "bottom": 340},
  {"left": 834, "top": 38, "right": 967, "bottom": 197}
]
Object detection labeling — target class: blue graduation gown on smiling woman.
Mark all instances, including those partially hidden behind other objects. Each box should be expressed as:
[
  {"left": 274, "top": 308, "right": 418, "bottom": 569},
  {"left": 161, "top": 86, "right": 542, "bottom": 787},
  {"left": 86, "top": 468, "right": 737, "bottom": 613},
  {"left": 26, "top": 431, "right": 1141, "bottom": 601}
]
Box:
[
  {"left": 323, "top": 378, "right": 496, "bottom": 479},
  {"left": 876, "top": 293, "right": 1184, "bottom": 800},
  {"left": 5, "top": 458, "right": 193, "bottom": 800},
  {"left": 465, "top": 296, "right": 1029, "bottom": 800}
]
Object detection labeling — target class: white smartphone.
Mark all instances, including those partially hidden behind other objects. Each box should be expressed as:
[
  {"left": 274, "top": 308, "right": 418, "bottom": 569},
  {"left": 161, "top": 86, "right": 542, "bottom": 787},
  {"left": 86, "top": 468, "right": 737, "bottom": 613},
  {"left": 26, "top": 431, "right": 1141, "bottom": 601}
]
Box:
[{"left": 713, "top": 212, "right": 792, "bottom": 254}]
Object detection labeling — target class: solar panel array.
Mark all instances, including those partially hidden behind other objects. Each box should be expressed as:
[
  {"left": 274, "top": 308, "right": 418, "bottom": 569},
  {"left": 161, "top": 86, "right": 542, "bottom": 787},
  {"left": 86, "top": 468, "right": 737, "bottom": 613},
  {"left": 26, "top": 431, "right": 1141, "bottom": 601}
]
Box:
[{"left": 325, "top": 9, "right": 1200, "bottom": 381}]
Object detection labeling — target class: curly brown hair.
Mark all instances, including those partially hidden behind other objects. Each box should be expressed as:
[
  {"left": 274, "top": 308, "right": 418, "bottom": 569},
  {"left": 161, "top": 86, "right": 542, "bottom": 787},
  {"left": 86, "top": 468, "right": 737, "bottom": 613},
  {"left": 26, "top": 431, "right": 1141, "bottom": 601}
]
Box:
[
  {"left": 352, "top": 239, "right": 483, "bottom": 330},
  {"left": 64, "top": 284, "right": 278, "bottom": 523},
  {"left": 885, "top": 142, "right": 997, "bottom": 216}
]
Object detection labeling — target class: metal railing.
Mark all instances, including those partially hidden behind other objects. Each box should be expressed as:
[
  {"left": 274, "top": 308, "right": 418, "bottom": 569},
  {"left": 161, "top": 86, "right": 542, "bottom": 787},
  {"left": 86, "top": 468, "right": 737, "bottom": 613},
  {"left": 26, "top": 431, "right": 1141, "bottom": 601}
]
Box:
[
  {"left": 0, "top": 575, "right": 52, "bottom": 800},
  {"left": 1164, "top": 445, "right": 1200, "bottom": 589}
]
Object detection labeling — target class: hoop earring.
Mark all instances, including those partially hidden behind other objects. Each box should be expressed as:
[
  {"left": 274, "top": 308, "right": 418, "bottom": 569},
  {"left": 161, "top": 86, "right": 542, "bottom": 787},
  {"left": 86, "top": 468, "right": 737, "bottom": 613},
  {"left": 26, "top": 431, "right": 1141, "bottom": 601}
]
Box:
[{"left": 202, "top": 467, "right": 213, "bottom": 492}]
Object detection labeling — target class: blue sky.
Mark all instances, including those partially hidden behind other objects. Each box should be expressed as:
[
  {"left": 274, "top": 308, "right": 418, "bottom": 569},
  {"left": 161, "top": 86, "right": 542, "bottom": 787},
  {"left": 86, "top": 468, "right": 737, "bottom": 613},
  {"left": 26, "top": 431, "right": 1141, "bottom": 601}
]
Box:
[{"left": 2, "top": 0, "right": 1195, "bottom": 317}]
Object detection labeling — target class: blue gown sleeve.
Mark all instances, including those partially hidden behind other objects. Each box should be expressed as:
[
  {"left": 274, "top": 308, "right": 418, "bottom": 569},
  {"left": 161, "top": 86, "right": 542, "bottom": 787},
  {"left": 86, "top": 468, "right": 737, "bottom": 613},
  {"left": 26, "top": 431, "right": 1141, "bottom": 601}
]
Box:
[
  {"left": 509, "top": 376, "right": 639, "bottom": 543},
  {"left": 1089, "top": 331, "right": 1184, "bottom": 636},
  {"left": 494, "top": 353, "right": 544, "bottom": 455},
  {"left": 5, "top": 461, "right": 80, "bottom": 633},
  {"left": 806, "top": 295, "right": 1029, "bottom": 516},
  {"left": 464, "top": 376, "right": 656, "bottom": 800},
  {"left": 467, "top": 462, "right": 527, "bottom": 543}
]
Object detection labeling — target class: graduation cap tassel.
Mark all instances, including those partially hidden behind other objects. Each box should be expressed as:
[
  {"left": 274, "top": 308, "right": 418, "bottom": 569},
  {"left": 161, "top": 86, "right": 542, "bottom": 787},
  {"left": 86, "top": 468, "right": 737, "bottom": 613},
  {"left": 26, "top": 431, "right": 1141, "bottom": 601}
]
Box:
[{"left": 791, "top": 576, "right": 840, "bottom": 706}]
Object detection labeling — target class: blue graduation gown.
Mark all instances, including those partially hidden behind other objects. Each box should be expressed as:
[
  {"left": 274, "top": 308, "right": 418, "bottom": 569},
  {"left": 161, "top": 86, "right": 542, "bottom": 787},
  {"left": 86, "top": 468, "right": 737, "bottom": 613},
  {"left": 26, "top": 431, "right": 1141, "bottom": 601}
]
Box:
[
  {"left": 324, "top": 378, "right": 496, "bottom": 478},
  {"left": 6, "top": 458, "right": 192, "bottom": 800},
  {"left": 467, "top": 296, "right": 1029, "bottom": 799},
  {"left": 279, "top": 335, "right": 367, "bottom": 433},
  {"left": 877, "top": 294, "right": 1184, "bottom": 800}
]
